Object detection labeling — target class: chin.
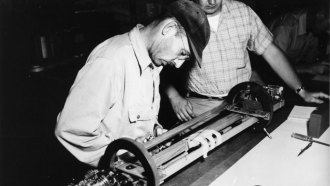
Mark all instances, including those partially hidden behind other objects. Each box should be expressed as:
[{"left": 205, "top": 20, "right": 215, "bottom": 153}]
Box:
[{"left": 153, "top": 59, "right": 163, "bottom": 67}]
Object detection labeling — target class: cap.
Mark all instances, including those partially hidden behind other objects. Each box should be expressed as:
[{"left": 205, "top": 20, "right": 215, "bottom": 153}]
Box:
[{"left": 167, "top": 0, "right": 210, "bottom": 67}]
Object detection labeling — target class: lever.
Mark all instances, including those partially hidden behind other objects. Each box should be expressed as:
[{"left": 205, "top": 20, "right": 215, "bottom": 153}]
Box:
[{"left": 263, "top": 128, "right": 272, "bottom": 139}]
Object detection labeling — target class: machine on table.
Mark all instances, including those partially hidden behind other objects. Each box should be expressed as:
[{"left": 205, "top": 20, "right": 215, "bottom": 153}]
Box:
[{"left": 69, "top": 82, "right": 285, "bottom": 186}]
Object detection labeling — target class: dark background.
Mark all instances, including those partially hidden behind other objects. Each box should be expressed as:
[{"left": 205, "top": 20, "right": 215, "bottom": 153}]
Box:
[{"left": 0, "top": 0, "right": 328, "bottom": 185}]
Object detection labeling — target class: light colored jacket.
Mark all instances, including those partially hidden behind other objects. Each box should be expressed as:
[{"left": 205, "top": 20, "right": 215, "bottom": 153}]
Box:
[{"left": 55, "top": 25, "right": 162, "bottom": 167}]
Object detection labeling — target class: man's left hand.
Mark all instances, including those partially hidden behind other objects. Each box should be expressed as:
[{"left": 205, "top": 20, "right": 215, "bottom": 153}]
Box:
[
  {"left": 300, "top": 89, "right": 330, "bottom": 104},
  {"left": 154, "top": 125, "right": 168, "bottom": 137}
]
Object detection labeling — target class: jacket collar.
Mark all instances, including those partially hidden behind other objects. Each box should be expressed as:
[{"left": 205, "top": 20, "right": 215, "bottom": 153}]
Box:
[{"left": 129, "top": 24, "right": 154, "bottom": 75}]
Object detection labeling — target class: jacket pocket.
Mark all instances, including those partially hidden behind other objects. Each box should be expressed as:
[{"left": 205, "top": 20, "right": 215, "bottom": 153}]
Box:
[{"left": 128, "top": 107, "right": 153, "bottom": 123}]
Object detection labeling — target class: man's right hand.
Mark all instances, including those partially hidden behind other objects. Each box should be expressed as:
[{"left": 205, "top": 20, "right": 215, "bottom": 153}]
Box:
[{"left": 169, "top": 94, "right": 195, "bottom": 122}]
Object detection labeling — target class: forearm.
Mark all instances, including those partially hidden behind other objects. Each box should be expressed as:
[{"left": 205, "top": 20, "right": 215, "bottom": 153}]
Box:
[
  {"left": 165, "top": 83, "right": 182, "bottom": 99},
  {"left": 262, "top": 43, "right": 303, "bottom": 91},
  {"left": 56, "top": 124, "right": 114, "bottom": 167},
  {"left": 55, "top": 105, "right": 115, "bottom": 167}
]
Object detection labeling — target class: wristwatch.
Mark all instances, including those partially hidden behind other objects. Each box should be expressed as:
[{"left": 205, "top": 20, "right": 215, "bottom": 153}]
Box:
[{"left": 295, "top": 86, "right": 305, "bottom": 94}]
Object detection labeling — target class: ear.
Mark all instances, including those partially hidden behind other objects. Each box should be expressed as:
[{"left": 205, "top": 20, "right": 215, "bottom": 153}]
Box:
[{"left": 162, "top": 20, "right": 179, "bottom": 36}]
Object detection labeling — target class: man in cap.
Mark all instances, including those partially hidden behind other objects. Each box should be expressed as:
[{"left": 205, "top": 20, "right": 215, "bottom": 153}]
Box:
[{"left": 55, "top": 0, "right": 210, "bottom": 167}]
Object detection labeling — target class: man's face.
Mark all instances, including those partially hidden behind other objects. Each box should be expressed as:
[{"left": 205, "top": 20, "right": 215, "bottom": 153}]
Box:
[
  {"left": 150, "top": 31, "right": 191, "bottom": 68},
  {"left": 193, "top": 0, "right": 222, "bottom": 16}
]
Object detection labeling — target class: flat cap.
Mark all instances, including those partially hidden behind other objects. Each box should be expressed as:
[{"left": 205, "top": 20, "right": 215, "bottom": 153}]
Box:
[{"left": 167, "top": 0, "right": 210, "bottom": 67}]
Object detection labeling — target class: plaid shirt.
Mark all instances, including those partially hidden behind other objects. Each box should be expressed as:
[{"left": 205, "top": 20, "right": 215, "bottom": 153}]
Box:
[{"left": 187, "top": 0, "right": 273, "bottom": 97}]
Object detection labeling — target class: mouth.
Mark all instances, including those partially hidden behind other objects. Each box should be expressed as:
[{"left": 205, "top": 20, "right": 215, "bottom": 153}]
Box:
[
  {"left": 203, "top": 5, "right": 220, "bottom": 14},
  {"left": 206, "top": 5, "right": 216, "bottom": 9},
  {"left": 205, "top": 4, "right": 218, "bottom": 10}
]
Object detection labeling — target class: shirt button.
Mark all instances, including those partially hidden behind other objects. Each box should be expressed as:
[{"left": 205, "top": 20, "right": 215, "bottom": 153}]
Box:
[{"left": 137, "top": 115, "right": 140, "bottom": 119}]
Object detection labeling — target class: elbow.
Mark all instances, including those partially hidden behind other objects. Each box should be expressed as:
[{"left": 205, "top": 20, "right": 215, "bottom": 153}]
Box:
[
  {"left": 54, "top": 115, "right": 63, "bottom": 139},
  {"left": 263, "top": 43, "right": 284, "bottom": 62},
  {"left": 54, "top": 124, "right": 64, "bottom": 141},
  {"left": 54, "top": 113, "right": 66, "bottom": 139},
  {"left": 54, "top": 114, "right": 75, "bottom": 145}
]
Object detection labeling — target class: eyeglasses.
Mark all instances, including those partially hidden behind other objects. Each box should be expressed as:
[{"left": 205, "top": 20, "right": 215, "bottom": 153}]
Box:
[
  {"left": 170, "top": 33, "right": 191, "bottom": 68},
  {"left": 179, "top": 32, "right": 190, "bottom": 59}
]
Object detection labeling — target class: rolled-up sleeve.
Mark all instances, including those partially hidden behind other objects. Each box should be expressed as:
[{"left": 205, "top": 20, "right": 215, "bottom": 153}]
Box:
[{"left": 55, "top": 57, "right": 120, "bottom": 167}]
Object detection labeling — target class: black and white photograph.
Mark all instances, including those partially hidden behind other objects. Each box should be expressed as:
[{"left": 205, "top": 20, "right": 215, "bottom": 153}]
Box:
[{"left": 0, "top": 0, "right": 329, "bottom": 185}]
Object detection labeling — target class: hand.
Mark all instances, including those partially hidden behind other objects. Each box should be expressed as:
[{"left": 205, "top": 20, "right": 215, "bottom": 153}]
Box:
[
  {"left": 135, "top": 135, "right": 150, "bottom": 144},
  {"left": 300, "top": 89, "right": 330, "bottom": 104},
  {"left": 154, "top": 125, "right": 168, "bottom": 137},
  {"left": 311, "top": 64, "right": 329, "bottom": 74},
  {"left": 169, "top": 94, "right": 195, "bottom": 122},
  {"left": 154, "top": 126, "right": 172, "bottom": 150},
  {"left": 135, "top": 127, "right": 168, "bottom": 143}
]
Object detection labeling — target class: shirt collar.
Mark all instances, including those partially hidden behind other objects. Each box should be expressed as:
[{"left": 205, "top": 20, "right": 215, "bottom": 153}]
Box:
[
  {"left": 213, "top": 0, "right": 231, "bottom": 30},
  {"left": 129, "top": 24, "right": 154, "bottom": 74}
]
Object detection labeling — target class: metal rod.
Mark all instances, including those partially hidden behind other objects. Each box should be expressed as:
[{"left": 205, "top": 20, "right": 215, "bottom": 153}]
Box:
[
  {"left": 153, "top": 113, "right": 242, "bottom": 166},
  {"left": 313, "top": 140, "right": 330, "bottom": 146},
  {"left": 291, "top": 133, "right": 330, "bottom": 147},
  {"left": 144, "top": 102, "right": 229, "bottom": 150},
  {"left": 160, "top": 117, "right": 259, "bottom": 180}
]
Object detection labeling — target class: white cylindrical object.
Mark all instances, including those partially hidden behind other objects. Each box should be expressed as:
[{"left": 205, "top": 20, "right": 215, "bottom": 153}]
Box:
[{"left": 161, "top": 117, "right": 258, "bottom": 180}]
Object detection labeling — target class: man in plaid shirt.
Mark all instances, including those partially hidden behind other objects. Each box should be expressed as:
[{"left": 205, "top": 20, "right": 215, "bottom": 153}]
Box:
[{"left": 165, "top": 0, "right": 329, "bottom": 122}]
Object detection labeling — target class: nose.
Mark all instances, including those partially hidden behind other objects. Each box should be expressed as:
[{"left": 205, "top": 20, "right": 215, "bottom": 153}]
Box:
[{"left": 208, "top": 0, "right": 216, "bottom": 5}]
